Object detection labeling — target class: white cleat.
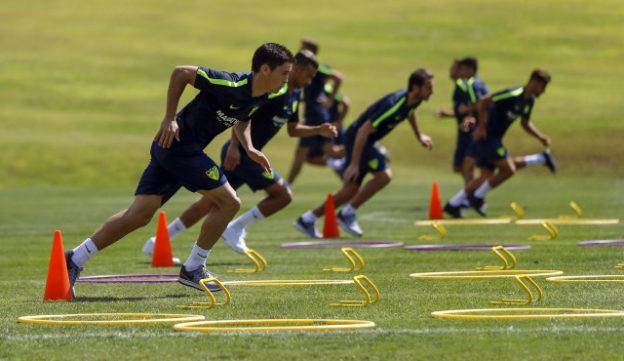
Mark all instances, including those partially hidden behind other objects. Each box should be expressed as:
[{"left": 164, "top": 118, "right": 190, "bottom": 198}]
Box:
[
  {"left": 142, "top": 237, "right": 181, "bottom": 265},
  {"left": 221, "top": 225, "right": 249, "bottom": 254},
  {"left": 337, "top": 210, "right": 363, "bottom": 237}
]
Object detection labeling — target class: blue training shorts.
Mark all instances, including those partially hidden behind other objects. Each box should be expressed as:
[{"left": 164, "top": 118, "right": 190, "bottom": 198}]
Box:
[
  {"left": 342, "top": 138, "right": 388, "bottom": 186},
  {"left": 473, "top": 138, "right": 509, "bottom": 171},
  {"left": 135, "top": 142, "right": 227, "bottom": 204},
  {"left": 220, "top": 142, "right": 281, "bottom": 192}
]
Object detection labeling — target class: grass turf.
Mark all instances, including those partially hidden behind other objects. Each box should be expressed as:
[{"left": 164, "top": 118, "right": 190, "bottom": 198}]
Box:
[{"left": 1, "top": 0, "right": 624, "bottom": 359}]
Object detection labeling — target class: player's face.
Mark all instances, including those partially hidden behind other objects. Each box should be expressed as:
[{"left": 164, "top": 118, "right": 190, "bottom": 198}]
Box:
[
  {"left": 419, "top": 79, "right": 434, "bottom": 101},
  {"left": 531, "top": 80, "right": 548, "bottom": 97},
  {"left": 449, "top": 61, "right": 460, "bottom": 80},
  {"left": 266, "top": 62, "right": 293, "bottom": 92},
  {"left": 292, "top": 65, "right": 317, "bottom": 88}
]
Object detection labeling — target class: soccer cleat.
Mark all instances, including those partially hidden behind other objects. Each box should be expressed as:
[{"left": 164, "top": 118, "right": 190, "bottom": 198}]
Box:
[
  {"left": 542, "top": 149, "right": 557, "bottom": 174},
  {"left": 337, "top": 210, "right": 363, "bottom": 237},
  {"left": 467, "top": 194, "right": 487, "bottom": 217},
  {"left": 178, "top": 266, "right": 221, "bottom": 292},
  {"left": 443, "top": 203, "right": 463, "bottom": 219},
  {"left": 142, "top": 237, "right": 181, "bottom": 265},
  {"left": 221, "top": 225, "right": 249, "bottom": 254},
  {"left": 65, "top": 251, "right": 82, "bottom": 298},
  {"left": 293, "top": 216, "right": 322, "bottom": 239}
]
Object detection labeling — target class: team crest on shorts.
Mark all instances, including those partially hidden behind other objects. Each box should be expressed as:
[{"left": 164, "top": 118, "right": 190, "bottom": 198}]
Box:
[
  {"left": 368, "top": 159, "right": 379, "bottom": 170},
  {"left": 206, "top": 166, "right": 220, "bottom": 180},
  {"left": 261, "top": 170, "right": 274, "bottom": 179}
]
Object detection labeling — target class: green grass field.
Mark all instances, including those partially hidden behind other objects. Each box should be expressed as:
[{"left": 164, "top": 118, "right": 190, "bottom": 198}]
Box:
[{"left": 1, "top": 0, "right": 624, "bottom": 360}]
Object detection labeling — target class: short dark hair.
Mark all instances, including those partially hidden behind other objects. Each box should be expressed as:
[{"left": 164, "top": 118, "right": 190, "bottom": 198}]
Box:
[
  {"left": 459, "top": 56, "right": 478, "bottom": 72},
  {"left": 251, "top": 43, "right": 294, "bottom": 72},
  {"left": 300, "top": 38, "right": 319, "bottom": 55},
  {"left": 408, "top": 68, "right": 434, "bottom": 89},
  {"left": 530, "top": 69, "right": 551, "bottom": 84},
  {"left": 294, "top": 50, "right": 319, "bottom": 70}
]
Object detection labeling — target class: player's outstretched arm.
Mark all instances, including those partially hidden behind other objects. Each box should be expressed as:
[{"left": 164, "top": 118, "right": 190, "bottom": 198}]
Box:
[
  {"left": 472, "top": 95, "right": 493, "bottom": 141},
  {"left": 408, "top": 112, "right": 433, "bottom": 150},
  {"left": 287, "top": 122, "right": 337, "bottom": 138},
  {"left": 223, "top": 130, "right": 242, "bottom": 171},
  {"left": 344, "top": 121, "right": 374, "bottom": 183},
  {"left": 233, "top": 120, "right": 271, "bottom": 172},
  {"left": 156, "top": 66, "right": 197, "bottom": 148},
  {"left": 520, "top": 117, "right": 551, "bottom": 146}
]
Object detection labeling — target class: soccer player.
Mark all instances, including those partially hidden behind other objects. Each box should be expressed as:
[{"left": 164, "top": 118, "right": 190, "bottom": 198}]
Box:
[
  {"left": 65, "top": 43, "right": 294, "bottom": 294},
  {"left": 436, "top": 57, "right": 489, "bottom": 184},
  {"left": 141, "top": 50, "right": 337, "bottom": 256},
  {"left": 306, "top": 91, "right": 350, "bottom": 172},
  {"left": 444, "top": 69, "right": 554, "bottom": 218},
  {"left": 286, "top": 38, "right": 345, "bottom": 186},
  {"left": 294, "top": 69, "right": 435, "bottom": 238}
]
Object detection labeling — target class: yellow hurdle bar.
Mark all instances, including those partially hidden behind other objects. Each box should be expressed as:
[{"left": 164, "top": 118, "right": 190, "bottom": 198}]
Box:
[
  {"left": 490, "top": 275, "right": 543, "bottom": 305},
  {"left": 228, "top": 248, "right": 268, "bottom": 273},
  {"left": 323, "top": 248, "right": 366, "bottom": 272}
]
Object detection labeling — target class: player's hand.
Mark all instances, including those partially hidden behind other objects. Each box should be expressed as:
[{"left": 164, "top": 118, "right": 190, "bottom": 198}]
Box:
[
  {"left": 343, "top": 164, "right": 359, "bottom": 183},
  {"left": 418, "top": 134, "right": 433, "bottom": 150},
  {"left": 540, "top": 135, "right": 551, "bottom": 146},
  {"left": 460, "top": 116, "right": 476, "bottom": 132},
  {"left": 472, "top": 127, "right": 486, "bottom": 141},
  {"left": 319, "top": 123, "right": 338, "bottom": 138},
  {"left": 155, "top": 117, "right": 180, "bottom": 148},
  {"left": 457, "top": 103, "right": 470, "bottom": 114},
  {"left": 223, "top": 143, "right": 241, "bottom": 171},
  {"left": 247, "top": 148, "right": 271, "bottom": 173},
  {"left": 435, "top": 109, "right": 452, "bottom": 118}
]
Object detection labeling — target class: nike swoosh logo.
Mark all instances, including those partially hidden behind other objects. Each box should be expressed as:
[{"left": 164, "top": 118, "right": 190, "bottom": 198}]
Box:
[
  {"left": 85, "top": 245, "right": 92, "bottom": 254},
  {"left": 229, "top": 104, "right": 241, "bottom": 110}
]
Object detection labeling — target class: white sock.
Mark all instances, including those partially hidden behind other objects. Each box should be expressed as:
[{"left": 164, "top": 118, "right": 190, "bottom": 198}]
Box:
[
  {"left": 523, "top": 153, "right": 546, "bottom": 166},
  {"left": 341, "top": 203, "right": 356, "bottom": 215},
  {"left": 474, "top": 181, "right": 491, "bottom": 198},
  {"left": 449, "top": 190, "right": 467, "bottom": 207},
  {"left": 168, "top": 218, "right": 188, "bottom": 239},
  {"left": 301, "top": 210, "right": 317, "bottom": 223},
  {"left": 71, "top": 238, "right": 98, "bottom": 268},
  {"left": 231, "top": 206, "right": 264, "bottom": 229},
  {"left": 143, "top": 218, "right": 188, "bottom": 255},
  {"left": 183, "top": 243, "right": 211, "bottom": 272}
]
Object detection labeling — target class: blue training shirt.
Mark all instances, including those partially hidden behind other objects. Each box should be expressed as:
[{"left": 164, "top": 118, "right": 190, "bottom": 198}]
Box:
[
  {"left": 486, "top": 86, "right": 535, "bottom": 139},
  {"left": 175, "top": 67, "right": 272, "bottom": 151},
  {"left": 345, "top": 89, "right": 421, "bottom": 145},
  {"left": 452, "top": 76, "right": 489, "bottom": 124},
  {"left": 303, "top": 63, "right": 334, "bottom": 124},
  {"left": 236, "top": 86, "right": 301, "bottom": 151}
]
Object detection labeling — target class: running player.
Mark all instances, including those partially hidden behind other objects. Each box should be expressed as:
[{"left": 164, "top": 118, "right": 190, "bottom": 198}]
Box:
[
  {"left": 141, "top": 50, "right": 336, "bottom": 256},
  {"left": 444, "top": 69, "right": 554, "bottom": 218},
  {"left": 286, "top": 38, "right": 345, "bottom": 186},
  {"left": 65, "top": 43, "right": 294, "bottom": 294},
  {"left": 294, "top": 69, "right": 434, "bottom": 238}
]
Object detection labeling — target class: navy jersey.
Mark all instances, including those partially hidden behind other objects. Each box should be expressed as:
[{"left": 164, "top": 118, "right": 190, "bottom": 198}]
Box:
[
  {"left": 241, "top": 86, "right": 301, "bottom": 151},
  {"left": 486, "top": 86, "right": 535, "bottom": 139},
  {"left": 303, "top": 63, "right": 334, "bottom": 124},
  {"left": 175, "top": 67, "right": 271, "bottom": 151},
  {"left": 452, "top": 76, "right": 489, "bottom": 124},
  {"left": 345, "top": 89, "right": 420, "bottom": 145},
  {"left": 328, "top": 92, "right": 346, "bottom": 122}
]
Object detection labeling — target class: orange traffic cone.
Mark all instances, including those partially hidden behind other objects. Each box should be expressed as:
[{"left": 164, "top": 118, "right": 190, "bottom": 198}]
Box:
[
  {"left": 323, "top": 194, "right": 340, "bottom": 238},
  {"left": 152, "top": 211, "right": 175, "bottom": 267},
  {"left": 428, "top": 182, "right": 443, "bottom": 220},
  {"left": 43, "top": 230, "right": 73, "bottom": 301}
]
